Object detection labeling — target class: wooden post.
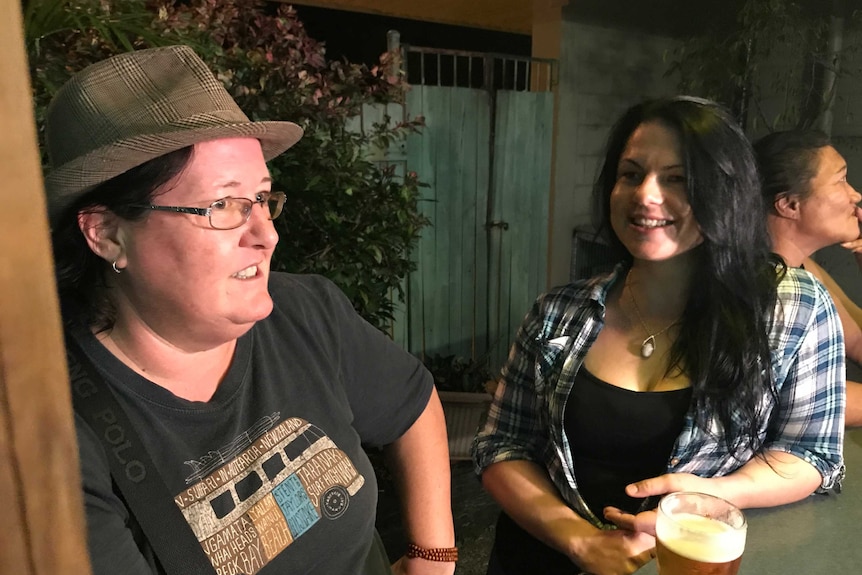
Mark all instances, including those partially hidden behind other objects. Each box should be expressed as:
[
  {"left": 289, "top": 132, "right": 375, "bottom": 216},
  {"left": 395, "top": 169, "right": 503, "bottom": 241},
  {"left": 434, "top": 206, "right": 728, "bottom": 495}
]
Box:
[{"left": 0, "top": 2, "right": 93, "bottom": 574}]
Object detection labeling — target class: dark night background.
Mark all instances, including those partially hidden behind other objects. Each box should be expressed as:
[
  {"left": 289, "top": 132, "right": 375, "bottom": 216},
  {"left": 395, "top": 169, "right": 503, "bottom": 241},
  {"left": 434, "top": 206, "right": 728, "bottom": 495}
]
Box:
[
  {"left": 292, "top": 0, "right": 862, "bottom": 68},
  {"left": 291, "top": 4, "right": 532, "bottom": 66}
]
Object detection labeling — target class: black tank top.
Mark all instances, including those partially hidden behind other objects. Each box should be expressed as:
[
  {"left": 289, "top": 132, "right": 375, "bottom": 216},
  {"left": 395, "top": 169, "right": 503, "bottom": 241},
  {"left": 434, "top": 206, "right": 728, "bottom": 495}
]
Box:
[
  {"left": 491, "top": 367, "right": 691, "bottom": 575},
  {"left": 566, "top": 367, "right": 692, "bottom": 515}
]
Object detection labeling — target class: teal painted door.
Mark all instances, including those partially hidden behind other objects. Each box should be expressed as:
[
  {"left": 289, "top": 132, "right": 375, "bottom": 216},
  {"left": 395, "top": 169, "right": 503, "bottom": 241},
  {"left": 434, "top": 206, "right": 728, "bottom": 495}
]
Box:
[
  {"left": 398, "top": 85, "right": 553, "bottom": 371},
  {"left": 487, "top": 90, "right": 554, "bottom": 368}
]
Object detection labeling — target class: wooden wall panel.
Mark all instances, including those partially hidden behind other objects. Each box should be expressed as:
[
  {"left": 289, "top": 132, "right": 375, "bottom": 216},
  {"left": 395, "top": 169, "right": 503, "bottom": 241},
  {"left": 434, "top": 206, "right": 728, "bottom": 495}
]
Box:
[
  {"left": 402, "top": 86, "right": 552, "bottom": 370},
  {"left": 0, "top": 2, "right": 92, "bottom": 574},
  {"left": 489, "top": 90, "right": 553, "bottom": 367},
  {"left": 404, "top": 86, "right": 491, "bottom": 360}
]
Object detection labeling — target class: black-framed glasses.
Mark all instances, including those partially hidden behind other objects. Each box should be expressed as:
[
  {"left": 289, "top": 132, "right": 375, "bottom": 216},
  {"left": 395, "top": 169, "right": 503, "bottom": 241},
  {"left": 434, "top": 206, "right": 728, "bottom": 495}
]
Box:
[{"left": 133, "top": 191, "right": 285, "bottom": 230}]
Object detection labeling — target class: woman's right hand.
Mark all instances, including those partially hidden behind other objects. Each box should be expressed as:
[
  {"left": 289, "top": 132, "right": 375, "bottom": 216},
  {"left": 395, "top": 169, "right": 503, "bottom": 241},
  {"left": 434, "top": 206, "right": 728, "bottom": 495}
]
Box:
[
  {"left": 482, "top": 461, "right": 657, "bottom": 575},
  {"left": 568, "top": 528, "right": 655, "bottom": 575},
  {"left": 840, "top": 237, "right": 862, "bottom": 254}
]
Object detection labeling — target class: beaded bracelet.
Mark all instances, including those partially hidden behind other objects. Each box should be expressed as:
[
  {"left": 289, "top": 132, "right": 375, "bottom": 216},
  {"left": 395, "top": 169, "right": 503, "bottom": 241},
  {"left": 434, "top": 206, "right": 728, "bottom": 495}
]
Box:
[{"left": 405, "top": 542, "right": 459, "bottom": 562}]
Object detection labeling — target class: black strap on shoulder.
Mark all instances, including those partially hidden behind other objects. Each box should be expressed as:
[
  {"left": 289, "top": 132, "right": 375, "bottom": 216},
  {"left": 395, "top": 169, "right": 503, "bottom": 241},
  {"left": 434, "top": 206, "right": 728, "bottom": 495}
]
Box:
[{"left": 65, "top": 333, "right": 216, "bottom": 574}]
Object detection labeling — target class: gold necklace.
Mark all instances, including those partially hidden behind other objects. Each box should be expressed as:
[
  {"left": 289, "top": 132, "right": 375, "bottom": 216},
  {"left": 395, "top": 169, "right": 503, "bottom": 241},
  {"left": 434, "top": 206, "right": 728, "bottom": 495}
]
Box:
[{"left": 625, "top": 272, "right": 680, "bottom": 359}]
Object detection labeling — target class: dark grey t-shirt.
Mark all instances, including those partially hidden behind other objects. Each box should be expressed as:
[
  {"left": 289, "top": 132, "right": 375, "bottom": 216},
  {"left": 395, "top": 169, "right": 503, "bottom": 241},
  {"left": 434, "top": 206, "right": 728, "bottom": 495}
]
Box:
[{"left": 73, "top": 273, "right": 432, "bottom": 575}]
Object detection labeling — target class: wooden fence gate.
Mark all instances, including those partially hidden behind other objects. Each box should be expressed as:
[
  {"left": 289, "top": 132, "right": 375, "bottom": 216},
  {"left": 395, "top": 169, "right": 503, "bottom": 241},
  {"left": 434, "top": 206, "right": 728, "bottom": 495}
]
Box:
[{"left": 392, "top": 41, "right": 557, "bottom": 372}]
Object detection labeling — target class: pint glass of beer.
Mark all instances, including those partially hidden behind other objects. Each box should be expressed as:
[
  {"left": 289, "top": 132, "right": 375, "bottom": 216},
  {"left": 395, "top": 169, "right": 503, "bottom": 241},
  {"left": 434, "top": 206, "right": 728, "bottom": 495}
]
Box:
[{"left": 655, "top": 492, "right": 746, "bottom": 575}]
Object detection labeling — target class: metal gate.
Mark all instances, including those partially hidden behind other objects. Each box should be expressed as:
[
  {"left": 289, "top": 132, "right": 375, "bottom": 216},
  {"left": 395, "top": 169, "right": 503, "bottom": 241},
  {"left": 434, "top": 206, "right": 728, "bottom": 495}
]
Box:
[{"left": 393, "top": 40, "right": 556, "bottom": 371}]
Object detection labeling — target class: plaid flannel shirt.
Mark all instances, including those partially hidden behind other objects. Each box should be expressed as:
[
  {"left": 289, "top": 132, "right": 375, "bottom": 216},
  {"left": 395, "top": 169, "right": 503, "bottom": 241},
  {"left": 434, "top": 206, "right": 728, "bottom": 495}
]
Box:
[{"left": 473, "top": 263, "right": 846, "bottom": 528}]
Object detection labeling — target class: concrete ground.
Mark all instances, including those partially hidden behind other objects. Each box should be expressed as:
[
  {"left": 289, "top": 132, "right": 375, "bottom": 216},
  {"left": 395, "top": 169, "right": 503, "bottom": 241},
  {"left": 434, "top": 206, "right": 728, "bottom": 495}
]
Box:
[{"left": 377, "top": 460, "right": 500, "bottom": 575}]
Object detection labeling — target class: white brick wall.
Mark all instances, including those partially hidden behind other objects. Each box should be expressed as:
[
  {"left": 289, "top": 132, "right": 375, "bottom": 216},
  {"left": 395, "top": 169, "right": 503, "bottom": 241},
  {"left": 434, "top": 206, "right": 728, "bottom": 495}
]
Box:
[
  {"left": 813, "top": 28, "right": 862, "bottom": 302},
  {"left": 548, "top": 20, "right": 678, "bottom": 287}
]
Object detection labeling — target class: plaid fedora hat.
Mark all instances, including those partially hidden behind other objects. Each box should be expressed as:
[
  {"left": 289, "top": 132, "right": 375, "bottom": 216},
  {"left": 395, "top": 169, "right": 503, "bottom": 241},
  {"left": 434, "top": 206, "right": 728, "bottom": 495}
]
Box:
[{"left": 44, "top": 45, "right": 303, "bottom": 223}]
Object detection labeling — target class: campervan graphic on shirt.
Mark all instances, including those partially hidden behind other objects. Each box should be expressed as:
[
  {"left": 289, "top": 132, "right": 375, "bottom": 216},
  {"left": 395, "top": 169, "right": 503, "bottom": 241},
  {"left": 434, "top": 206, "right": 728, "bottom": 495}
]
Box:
[{"left": 174, "top": 414, "right": 365, "bottom": 574}]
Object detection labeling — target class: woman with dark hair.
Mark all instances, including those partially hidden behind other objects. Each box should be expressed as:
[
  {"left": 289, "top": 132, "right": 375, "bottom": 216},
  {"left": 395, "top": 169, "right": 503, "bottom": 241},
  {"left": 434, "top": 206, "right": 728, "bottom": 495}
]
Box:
[
  {"left": 47, "top": 46, "right": 456, "bottom": 575},
  {"left": 473, "top": 97, "right": 845, "bottom": 575},
  {"left": 52, "top": 146, "right": 194, "bottom": 330},
  {"left": 754, "top": 129, "right": 862, "bottom": 427}
]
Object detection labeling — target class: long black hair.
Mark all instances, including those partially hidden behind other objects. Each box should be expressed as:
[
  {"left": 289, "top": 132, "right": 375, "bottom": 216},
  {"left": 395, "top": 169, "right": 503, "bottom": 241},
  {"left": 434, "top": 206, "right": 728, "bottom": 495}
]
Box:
[
  {"left": 593, "top": 96, "right": 783, "bottom": 458},
  {"left": 51, "top": 146, "right": 193, "bottom": 332}
]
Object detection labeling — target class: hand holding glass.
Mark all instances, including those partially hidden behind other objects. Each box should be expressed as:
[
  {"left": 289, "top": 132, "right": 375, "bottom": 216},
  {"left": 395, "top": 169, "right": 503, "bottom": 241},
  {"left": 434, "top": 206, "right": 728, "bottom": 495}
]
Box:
[{"left": 655, "top": 492, "right": 747, "bottom": 575}]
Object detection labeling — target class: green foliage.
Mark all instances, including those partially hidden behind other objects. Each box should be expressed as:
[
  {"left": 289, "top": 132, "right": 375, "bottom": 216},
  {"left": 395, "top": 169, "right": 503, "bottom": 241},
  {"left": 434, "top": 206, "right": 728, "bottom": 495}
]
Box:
[
  {"left": 666, "top": 0, "right": 861, "bottom": 132},
  {"left": 26, "top": 0, "right": 429, "bottom": 331},
  {"left": 26, "top": 0, "right": 167, "bottom": 155},
  {"left": 24, "top": 0, "right": 159, "bottom": 55}
]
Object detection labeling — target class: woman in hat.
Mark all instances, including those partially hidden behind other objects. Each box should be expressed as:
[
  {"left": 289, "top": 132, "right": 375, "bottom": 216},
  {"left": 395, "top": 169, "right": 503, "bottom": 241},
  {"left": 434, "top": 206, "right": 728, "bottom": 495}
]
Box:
[
  {"left": 47, "top": 46, "right": 455, "bottom": 575},
  {"left": 472, "top": 97, "right": 845, "bottom": 575},
  {"left": 754, "top": 129, "right": 862, "bottom": 427}
]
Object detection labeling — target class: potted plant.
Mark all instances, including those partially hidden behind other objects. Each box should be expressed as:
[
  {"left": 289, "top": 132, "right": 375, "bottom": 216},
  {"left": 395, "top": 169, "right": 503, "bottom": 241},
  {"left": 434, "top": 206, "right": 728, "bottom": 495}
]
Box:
[{"left": 423, "top": 354, "right": 496, "bottom": 461}]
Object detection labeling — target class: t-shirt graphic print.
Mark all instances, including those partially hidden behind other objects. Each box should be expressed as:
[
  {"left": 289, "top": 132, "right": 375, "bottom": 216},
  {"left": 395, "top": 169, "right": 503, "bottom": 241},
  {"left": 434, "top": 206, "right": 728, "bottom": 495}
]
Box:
[{"left": 174, "top": 413, "right": 365, "bottom": 574}]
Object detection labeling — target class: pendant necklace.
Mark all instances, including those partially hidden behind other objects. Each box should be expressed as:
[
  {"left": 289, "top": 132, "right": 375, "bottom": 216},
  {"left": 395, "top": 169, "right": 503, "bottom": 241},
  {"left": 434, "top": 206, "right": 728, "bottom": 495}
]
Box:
[{"left": 625, "top": 272, "right": 680, "bottom": 359}]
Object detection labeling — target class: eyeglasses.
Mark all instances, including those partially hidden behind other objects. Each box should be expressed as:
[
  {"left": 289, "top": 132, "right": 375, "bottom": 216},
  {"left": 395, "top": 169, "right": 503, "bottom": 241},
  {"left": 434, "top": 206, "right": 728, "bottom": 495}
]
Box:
[{"left": 132, "top": 192, "right": 285, "bottom": 230}]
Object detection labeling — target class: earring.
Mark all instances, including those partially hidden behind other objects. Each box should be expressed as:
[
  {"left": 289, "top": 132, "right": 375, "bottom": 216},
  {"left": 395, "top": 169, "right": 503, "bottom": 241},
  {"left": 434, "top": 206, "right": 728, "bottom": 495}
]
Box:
[{"left": 111, "top": 260, "right": 123, "bottom": 274}]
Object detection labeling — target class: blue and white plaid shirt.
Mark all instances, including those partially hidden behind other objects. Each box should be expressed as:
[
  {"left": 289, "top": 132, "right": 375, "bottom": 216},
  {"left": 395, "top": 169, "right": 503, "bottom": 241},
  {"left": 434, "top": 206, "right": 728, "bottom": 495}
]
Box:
[{"left": 473, "top": 264, "right": 845, "bottom": 527}]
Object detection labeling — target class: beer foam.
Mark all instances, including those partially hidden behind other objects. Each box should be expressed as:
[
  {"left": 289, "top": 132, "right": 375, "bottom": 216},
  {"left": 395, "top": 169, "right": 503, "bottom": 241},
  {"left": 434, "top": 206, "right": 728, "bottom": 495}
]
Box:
[{"left": 656, "top": 513, "right": 746, "bottom": 563}]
